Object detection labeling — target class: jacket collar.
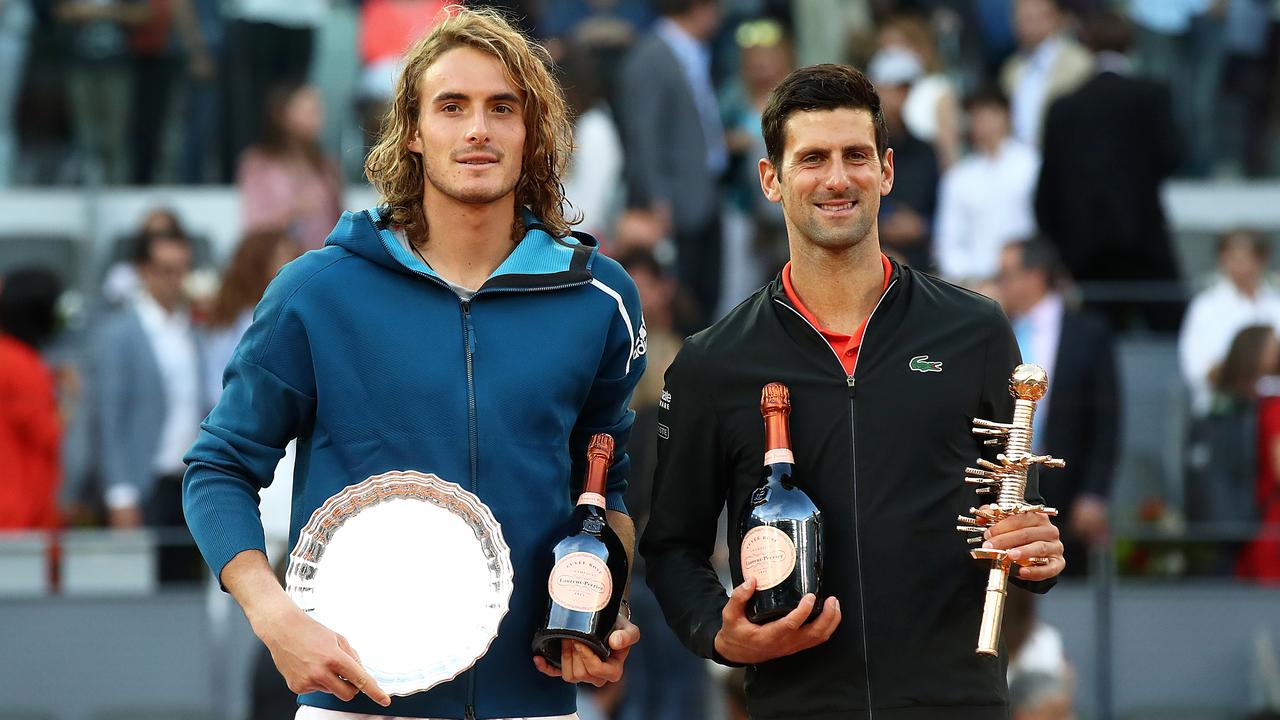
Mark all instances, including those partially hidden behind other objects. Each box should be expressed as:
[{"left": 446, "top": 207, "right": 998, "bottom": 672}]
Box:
[
  {"left": 333, "top": 207, "right": 598, "bottom": 292},
  {"left": 768, "top": 255, "right": 904, "bottom": 308}
]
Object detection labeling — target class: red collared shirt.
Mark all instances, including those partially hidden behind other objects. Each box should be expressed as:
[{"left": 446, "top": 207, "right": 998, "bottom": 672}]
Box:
[{"left": 781, "top": 253, "right": 892, "bottom": 376}]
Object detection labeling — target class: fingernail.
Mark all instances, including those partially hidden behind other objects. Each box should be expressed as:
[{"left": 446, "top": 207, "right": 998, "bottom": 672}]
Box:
[
  {"left": 832, "top": 597, "right": 840, "bottom": 610},
  {"left": 983, "top": 530, "right": 991, "bottom": 539},
  {"left": 1008, "top": 549, "right": 1020, "bottom": 560},
  {"left": 982, "top": 541, "right": 993, "bottom": 548}
]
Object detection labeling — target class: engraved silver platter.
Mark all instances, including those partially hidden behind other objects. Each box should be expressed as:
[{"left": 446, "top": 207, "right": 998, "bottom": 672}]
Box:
[{"left": 285, "top": 471, "right": 514, "bottom": 696}]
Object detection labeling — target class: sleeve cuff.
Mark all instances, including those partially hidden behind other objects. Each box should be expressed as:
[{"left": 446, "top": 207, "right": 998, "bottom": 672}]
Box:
[
  {"left": 1011, "top": 574, "right": 1057, "bottom": 594},
  {"left": 696, "top": 602, "right": 746, "bottom": 668},
  {"left": 606, "top": 489, "right": 629, "bottom": 515}
]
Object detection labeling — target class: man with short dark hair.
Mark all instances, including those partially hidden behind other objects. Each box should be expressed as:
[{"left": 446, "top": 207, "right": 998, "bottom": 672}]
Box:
[
  {"left": 94, "top": 229, "right": 210, "bottom": 581},
  {"left": 616, "top": 0, "right": 725, "bottom": 324},
  {"left": 997, "top": 239, "right": 1118, "bottom": 574},
  {"left": 642, "top": 63, "right": 1064, "bottom": 718}
]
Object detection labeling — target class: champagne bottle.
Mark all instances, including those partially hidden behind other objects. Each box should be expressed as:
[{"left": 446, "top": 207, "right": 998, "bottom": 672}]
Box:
[
  {"left": 739, "top": 382, "right": 823, "bottom": 624},
  {"left": 532, "top": 433, "right": 629, "bottom": 667}
]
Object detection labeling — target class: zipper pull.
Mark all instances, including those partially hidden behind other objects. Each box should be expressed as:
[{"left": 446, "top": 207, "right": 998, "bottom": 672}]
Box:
[
  {"left": 847, "top": 376, "right": 856, "bottom": 398},
  {"left": 465, "top": 704, "right": 477, "bottom": 720},
  {"left": 462, "top": 301, "right": 477, "bottom": 354}
]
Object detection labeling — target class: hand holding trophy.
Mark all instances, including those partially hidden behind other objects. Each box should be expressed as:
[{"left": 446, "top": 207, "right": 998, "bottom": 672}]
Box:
[{"left": 955, "top": 363, "right": 1065, "bottom": 656}]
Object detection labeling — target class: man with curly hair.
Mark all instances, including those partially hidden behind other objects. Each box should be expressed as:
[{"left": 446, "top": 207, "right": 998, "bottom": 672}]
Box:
[{"left": 183, "top": 7, "right": 645, "bottom": 718}]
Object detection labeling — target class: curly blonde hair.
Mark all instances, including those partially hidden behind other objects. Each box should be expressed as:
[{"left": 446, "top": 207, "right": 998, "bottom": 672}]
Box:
[{"left": 364, "top": 5, "right": 575, "bottom": 241}]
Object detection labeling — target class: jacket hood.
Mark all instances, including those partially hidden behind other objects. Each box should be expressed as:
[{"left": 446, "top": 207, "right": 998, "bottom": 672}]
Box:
[{"left": 324, "top": 206, "right": 601, "bottom": 290}]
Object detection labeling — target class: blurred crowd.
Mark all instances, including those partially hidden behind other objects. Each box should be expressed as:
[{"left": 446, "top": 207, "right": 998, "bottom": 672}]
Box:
[{"left": 4, "top": 0, "right": 1280, "bottom": 717}]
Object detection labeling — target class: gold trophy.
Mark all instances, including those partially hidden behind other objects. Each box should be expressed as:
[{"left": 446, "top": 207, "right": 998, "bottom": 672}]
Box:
[{"left": 955, "top": 363, "right": 1064, "bottom": 656}]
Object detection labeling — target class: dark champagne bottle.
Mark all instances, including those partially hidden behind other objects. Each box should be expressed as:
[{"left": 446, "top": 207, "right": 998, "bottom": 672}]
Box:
[
  {"left": 532, "top": 433, "right": 629, "bottom": 667},
  {"left": 739, "top": 382, "right": 823, "bottom": 624}
]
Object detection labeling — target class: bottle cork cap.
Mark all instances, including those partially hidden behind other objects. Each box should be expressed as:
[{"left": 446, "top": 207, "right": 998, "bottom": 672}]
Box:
[
  {"left": 587, "top": 433, "right": 615, "bottom": 462},
  {"left": 760, "top": 382, "right": 791, "bottom": 415}
]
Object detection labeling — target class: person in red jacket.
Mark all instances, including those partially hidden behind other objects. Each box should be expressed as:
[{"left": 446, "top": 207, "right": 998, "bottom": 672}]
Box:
[{"left": 0, "top": 267, "right": 63, "bottom": 531}]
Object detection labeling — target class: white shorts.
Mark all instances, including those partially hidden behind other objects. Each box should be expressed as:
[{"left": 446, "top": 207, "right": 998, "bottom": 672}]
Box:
[{"left": 295, "top": 707, "right": 579, "bottom": 720}]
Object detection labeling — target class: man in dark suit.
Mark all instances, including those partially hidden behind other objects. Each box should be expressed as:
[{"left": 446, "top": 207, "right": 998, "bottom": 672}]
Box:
[
  {"left": 617, "top": 0, "right": 725, "bottom": 325},
  {"left": 998, "top": 239, "right": 1120, "bottom": 575},
  {"left": 1034, "top": 10, "right": 1183, "bottom": 332}
]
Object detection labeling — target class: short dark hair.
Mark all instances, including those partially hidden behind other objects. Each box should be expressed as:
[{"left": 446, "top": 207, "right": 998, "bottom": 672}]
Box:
[
  {"left": 761, "top": 64, "right": 888, "bottom": 169},
  {"left": 963, "top": 85, "right": 1009, "bottom": 113},
  {"left": 0, "top": 266, "right": 63, "bottom": 349},
  {"left": 132, "top": 229, "right": 192, "bottom": 266},
  {"left": 1080, "top": 10, "right": 1134, "bottom": 54},
  {"left": 1010, "top": 237, "right": 1068, "bottom": 289},
  {"left": 614, "top": 247, "right": 665, "bottom": 279},
  {"left": 1218, "top": 228, "right": 1269, "bottom": 258},
  {"left": 655, "top": 0, "right": 716, "bottom": 18}
]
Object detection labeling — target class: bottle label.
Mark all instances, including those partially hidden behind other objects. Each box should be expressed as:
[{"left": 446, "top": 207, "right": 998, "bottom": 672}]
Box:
[
  {"left": 764, "top": 449, "right": 795, "bottom": 466},
  {"left": 548, "top": 551, "right": 612, "bottom": 612},
  {"left": 740, "top": 525, "right": 797, "bottom": 591},
  {"left": 577, "top": 492, "right": 606, "bottom": 509}
]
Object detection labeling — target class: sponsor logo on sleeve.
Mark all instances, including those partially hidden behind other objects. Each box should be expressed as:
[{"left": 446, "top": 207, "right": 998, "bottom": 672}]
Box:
[{"left": 632, "top": 318, "right": 648, "bottom": 360}]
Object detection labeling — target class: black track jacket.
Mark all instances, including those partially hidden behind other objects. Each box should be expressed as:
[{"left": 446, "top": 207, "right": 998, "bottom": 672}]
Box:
[{"left": 640, "top": 260, "right": 1055, "bottom": 720}]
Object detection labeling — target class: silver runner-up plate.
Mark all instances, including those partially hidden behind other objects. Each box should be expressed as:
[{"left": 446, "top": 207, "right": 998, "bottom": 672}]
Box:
[{"left": 285, "top": 471, "right": 514, "bottom": 697}]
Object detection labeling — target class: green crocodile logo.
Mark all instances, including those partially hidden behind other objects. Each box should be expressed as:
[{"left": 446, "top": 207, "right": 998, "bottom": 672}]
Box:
[{"left": 909, "top": 355, "right": 943, "bottom": 373}]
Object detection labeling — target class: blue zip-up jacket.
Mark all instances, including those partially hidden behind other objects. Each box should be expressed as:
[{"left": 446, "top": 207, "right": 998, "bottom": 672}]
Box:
[{"left": 183, "top": 207, "right": 646, "bottom": 718}]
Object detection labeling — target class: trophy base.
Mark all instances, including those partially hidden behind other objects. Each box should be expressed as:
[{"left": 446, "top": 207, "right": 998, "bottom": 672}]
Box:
[{"left": 531, "top": 629, "right": 611, "bottom": 669}]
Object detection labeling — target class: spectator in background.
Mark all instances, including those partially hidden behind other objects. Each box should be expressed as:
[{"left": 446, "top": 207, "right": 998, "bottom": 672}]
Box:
[
  {"left": 56, "top": 0, "right": 150, "bottom": 184},
  {"left": 1000, "top": 0, "right": 1092, "bottom": 147},
  {"left": 202, "top": 230, "right": 300, "bottom": 404},
  {"left": 127, "top": 0, "right": 193, "bottom": 184},
  {"left": 0, "top": 0, "right": 33, "bottom": 187},
  {"left": 559, "top": 42, "right": 624, "bottom": 241},
  {"left": 222, "top": 0, "right": 325, "bottom": 180},
  {"left": 1238, "top": 327, "right": 1280, "bottom": 581},
  {"left": 613, "top": 247, "right": 706, "bottom": 720},
  {"left": 868, "top": 46, "right": 938, "bottom": 270},
  {"left": 1128, "top": 0, "right": 1226, "bottom": 177},
  {"left": 92, "top": 230, "right": 209, "bottom": 581},
  {"left": 1181, "top": 230, "right": 1280, "bottom": 416},
  {"left": 237, "top": 83, "right": 342, "bottom": 251},
  {"left": 618, "top": 0, "right": 726, "bottom": 327},
  {"left": 1185, "top": 325, "right": 1277, "bottom": 575},
  {"left": 934, "top": 87, "right": 1038, "bottom": 285},
  {"left": 878, "top": 12, "right": 962, "bottom": 169},
  {"left": 721, "top": 18, "right": 793, "bottom": 291},
  {"left": 176, "top": 0, "right": 223, "bottom": 184},
  {"left": 0, "top": 267, "right": 64, "bottom": 531},
  {"left": 998, "top": 239, "right": 1118, "bottom": 575},
  {"left": 1035, "top": 10, "right": 1182, "bottom": 332},
  {"left": 102, "top": 207, "right": 195, "bottom": 305},
  {"left": 616, "top": 249, "right": 681, "bottom": 532},
  {"left": 1220, "top": 0, "right": 1277, "bottom": 179}
]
